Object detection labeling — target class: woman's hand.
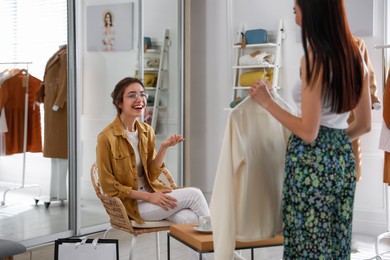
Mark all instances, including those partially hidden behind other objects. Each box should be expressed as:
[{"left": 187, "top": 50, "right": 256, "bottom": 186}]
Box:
[
  {"left": 161, "top": 134, "right": 185, "bottom": 150},
  {"left": 248, "top": 79, "right": 273, "bottom": 109},
  {"left": 148, "top": 190, "right": 177, "bottom": 211},
  {"left": 155, "top": 134, "right": 184, "bottom": 168}
]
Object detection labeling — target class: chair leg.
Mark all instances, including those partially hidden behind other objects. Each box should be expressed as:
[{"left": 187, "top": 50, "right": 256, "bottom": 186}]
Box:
[
  {"left": 103, "top": 227, "right": 114, "bottom": 239},
  {"left": 155, "top": 232, "right": 161, "bottom": 260},
  {"left": 129, "top": 234, "right": 138, "bottom": 260}
]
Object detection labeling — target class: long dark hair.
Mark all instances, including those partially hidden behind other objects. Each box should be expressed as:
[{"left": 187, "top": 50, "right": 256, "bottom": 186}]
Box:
[
  {"left": 297, "top": 0, "right": 364, "bottom": 113},
  {"left": 111, "top": 77, "right": 144, "bottom": 115},
  {"left": 104, "top": 12, "right": 113, "bottom": 27}
]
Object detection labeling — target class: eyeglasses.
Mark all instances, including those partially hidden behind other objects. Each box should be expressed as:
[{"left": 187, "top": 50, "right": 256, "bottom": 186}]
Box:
[{"left": 125, "top": 92, "right": 149, "bottom": 101}]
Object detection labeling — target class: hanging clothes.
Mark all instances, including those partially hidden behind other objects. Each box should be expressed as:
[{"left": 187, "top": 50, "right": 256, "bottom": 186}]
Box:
[
  {"left": 350, "top": 37, "right": 381, "bottom": 181},
  {"left": 0, "top": 69, "right": 13, "bottom": 155},
  {"left": 379, "top": 69, "right": 390, "bottom": 185},
  {"left": 210, "top": 94, "right": 293, "bottom": 260},
  {"left": 36, "top": 45, "right": 68, "bottom": 159},
  {"left": 355, "top": 37, "right": 381, "bottom": 108},
  {"left": 0, "top": 108, "right": 7, "bottom": 155},
  {"left": 0, "top": 70, "right": 42, "bottom": 154}
]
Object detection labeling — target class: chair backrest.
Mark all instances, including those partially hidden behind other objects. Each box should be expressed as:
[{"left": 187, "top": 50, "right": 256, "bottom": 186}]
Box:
[
  {"left": 161, "top": 168, "right": 178, "bottom": 189},
  {"left": 90, "top": 163, "right": 135, "bottom": 233}
]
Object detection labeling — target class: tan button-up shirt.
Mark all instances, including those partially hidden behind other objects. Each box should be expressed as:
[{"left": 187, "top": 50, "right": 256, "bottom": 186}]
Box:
[{"left": 96, "top": 116, "right": 170, "bottom": 224}]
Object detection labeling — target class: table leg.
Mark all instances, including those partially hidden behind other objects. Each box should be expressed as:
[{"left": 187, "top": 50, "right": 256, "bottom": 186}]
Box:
[
  {"left": 199, "top": 252, "right": 202, "bottom": 260},
  {"left": 167, "top": 233, "right": 171, "bottom": 260},
  {"left": 251, "top": 248, "right": 254, "bottom": 260}
]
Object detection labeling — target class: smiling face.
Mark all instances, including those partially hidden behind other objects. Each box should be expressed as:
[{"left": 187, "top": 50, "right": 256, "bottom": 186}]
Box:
[{"left": 119, "top": 82, "right": 147, "bottom": 120}]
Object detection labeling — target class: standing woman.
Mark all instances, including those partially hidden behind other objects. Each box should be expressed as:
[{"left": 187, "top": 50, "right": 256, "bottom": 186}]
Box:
[
  {"left": 96, "top": 77, "right": 209, "bottom": 228},
  {"left": 249, "top": 0, "right": 371, "bottom": 258},
  {"left": 102, "top": 11, "right": 115, "bottom": 51}
]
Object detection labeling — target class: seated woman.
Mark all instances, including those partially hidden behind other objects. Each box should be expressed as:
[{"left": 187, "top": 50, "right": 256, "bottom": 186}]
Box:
[{"left": 96, "top": 77, "right": 210, "bottom": 226}]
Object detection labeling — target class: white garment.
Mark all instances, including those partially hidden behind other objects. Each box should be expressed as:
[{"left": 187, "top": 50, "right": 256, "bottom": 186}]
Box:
[
  {"left": 0, "top": 107, "right": 5, "bottom": 155},
  {"left": 50, "top": 158, "right": 68, "bottom": 200},
  {"left": 210, "top": 95, "right": 292, "bottom": 260},
  {"left": 239, "top": 52, "right": 274, "bottom": 66},
  {"left": 291, "top": 58, "right": 368, "bottom": 130},
  {"left": 291, "top": 80, "right": 349, "bottom": 129},
  {"left": 379, "top": 123, "right": 390, "bottom": 152},
  {"left": 138, "top": 187, "right": 210, "bottom": 224},
  {"left": 0, "top": 108, "right": 7, "bottom": 133}
]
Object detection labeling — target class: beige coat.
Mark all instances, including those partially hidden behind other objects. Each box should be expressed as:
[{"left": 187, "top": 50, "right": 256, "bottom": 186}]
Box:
[{"left": 36, "top": 45, "right": 68, "bottom": 159}]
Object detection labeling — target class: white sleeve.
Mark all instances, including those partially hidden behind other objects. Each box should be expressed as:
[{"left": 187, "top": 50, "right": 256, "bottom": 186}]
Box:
[{"left": 210, "top": 112, "right": 245, "bottom": 260}]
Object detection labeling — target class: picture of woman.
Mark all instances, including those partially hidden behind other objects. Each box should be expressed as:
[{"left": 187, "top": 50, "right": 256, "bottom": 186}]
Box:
[
  {"left": 87, "top": 3, "right": 133, "bottom": 52},
  {"left": 102, "top": 11, "right": 115, "bottom": 51}
]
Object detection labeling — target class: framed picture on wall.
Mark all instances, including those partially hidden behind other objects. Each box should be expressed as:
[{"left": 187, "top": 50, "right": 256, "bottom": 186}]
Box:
[{"left": 86, "top": 2, "right": 134, "bottom": 52}]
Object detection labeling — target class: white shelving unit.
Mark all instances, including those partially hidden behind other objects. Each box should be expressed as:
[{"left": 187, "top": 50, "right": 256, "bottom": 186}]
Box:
[
  {"left": 141, "top": 29, "right": 170, "bottom": 132},
  {"left": 230, "top": 20, "right": 284, "bottom": 106}
]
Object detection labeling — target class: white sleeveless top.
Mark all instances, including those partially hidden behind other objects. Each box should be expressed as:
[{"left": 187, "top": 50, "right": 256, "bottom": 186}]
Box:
[
  {"left": 292, "top": 80, "right": 349, "bottom": 129},
  {"left": 292, "top": 56, "right": 368, "bottom": 129}
]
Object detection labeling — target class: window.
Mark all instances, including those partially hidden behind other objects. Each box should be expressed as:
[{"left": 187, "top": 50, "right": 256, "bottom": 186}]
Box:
[{"left": 0, "top": 0, "right": 67, "bottom": 78}]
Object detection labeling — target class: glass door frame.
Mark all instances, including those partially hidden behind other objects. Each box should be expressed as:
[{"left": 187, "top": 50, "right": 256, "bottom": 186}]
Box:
[{"left": 71, "top": 0, "right": 185, "bottom": 236}]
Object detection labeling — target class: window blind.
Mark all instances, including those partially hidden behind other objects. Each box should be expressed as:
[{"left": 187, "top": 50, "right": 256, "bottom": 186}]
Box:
[{"left": 0, "top": 0, "right": 67, "bottom": 79}]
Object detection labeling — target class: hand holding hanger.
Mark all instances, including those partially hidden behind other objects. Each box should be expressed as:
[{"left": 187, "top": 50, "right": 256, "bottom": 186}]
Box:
[{"left": 248, "top": 79, "right": 273, "bottom": 109}]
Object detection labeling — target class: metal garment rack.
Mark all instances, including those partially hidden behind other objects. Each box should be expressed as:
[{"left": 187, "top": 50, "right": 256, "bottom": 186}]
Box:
[
  {"left": 374, "top": 43, "right": 390, "bottom": 259},
  {"left": 0, "top": 61, "right": 41, "bottom": 206}
]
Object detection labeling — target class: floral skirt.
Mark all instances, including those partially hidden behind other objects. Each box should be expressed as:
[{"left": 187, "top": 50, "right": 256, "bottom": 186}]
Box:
[{"left": 283, "top": 126, "right": 356, "bottom": 260}]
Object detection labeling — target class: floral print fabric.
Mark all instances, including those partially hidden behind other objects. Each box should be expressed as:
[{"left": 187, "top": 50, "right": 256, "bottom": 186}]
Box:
[{"left": 283, "top": 126, "right": 356, "bottom": 259}]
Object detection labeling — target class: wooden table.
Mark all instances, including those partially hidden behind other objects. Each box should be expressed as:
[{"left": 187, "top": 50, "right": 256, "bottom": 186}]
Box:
[{"left": 167, "top": 224, "right": 283, "bottom": 260}]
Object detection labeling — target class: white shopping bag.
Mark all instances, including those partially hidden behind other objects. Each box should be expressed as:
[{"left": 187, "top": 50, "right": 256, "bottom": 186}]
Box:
[{"left": 55, "top": 238, "right": 118, "bottom": 260}]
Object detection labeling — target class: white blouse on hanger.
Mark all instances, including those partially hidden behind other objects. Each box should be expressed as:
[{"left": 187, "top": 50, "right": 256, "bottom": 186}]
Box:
[{"left": 210, "top": 94, "right": 294, "bottom": 259}]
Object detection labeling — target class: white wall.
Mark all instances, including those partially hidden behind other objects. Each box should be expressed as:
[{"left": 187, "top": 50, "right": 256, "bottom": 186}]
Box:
[{"left": 189, "top": 0, "right": 387, "bottom": 237}]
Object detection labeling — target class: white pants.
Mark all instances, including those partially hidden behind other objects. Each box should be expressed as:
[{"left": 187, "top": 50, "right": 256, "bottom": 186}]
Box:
[
  {"left": 138, "top": 187, "right": 210, "bottom": 224},
  {"left": 50, "top": 158, "right": 68, "bottom": 200}
]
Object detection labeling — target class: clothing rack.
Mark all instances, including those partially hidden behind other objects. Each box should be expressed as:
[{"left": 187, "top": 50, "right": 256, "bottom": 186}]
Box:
[
  {"left": 373, "top": 43, "right": 390, "bottom": 259},
  {"left": 0, "top": 61, "right": 41, "bottom": 206}
]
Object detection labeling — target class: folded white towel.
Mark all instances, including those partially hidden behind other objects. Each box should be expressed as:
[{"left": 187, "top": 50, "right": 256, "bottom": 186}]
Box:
[{"left": 239, "top": 51, "right": 274, "bottom": 66}]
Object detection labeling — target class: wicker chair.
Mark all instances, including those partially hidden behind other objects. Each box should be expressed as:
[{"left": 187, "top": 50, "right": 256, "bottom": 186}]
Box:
[{"left": 90, "top": 163, "right": 177, "bottom": 260}]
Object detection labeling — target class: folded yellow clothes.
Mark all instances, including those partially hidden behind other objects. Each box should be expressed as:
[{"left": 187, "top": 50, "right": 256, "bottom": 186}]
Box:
[
  {"left": 144, "top": 73, "right": 158, "bottom": 87},
  {"left": 239, "top": 70, "right": 273, "bottom": 86}
]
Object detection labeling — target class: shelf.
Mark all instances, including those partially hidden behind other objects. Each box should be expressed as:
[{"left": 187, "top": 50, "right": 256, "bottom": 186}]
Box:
[
  {"left": 146, "top": 105, "right": 167, "bottom": 110},
  {"left": 145, "top": 48, "right": 161, "bottom": 53},
  {"left": 144, "top": 68, "right": 159, "bottom": 72},
  {"left": 145, "top": 87, "right": 167, "bottom": 90},
  {"left": 232, "top": 64, "right": 274, "bottom": 69},
  {"left": 233, "top": 43, "right": 276, "bottom": 48},
  {"left": 143, "top": 29, "right": 170, "bottom": 132},
  {"left": 141, "top": 68, "right": 168, "bottom": 73},
  {"left": 230, "top": 20, "right": 284, "bottom": 105},
  {"left": 232, "top": 86, "right": 281, "bottom": 90}
]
